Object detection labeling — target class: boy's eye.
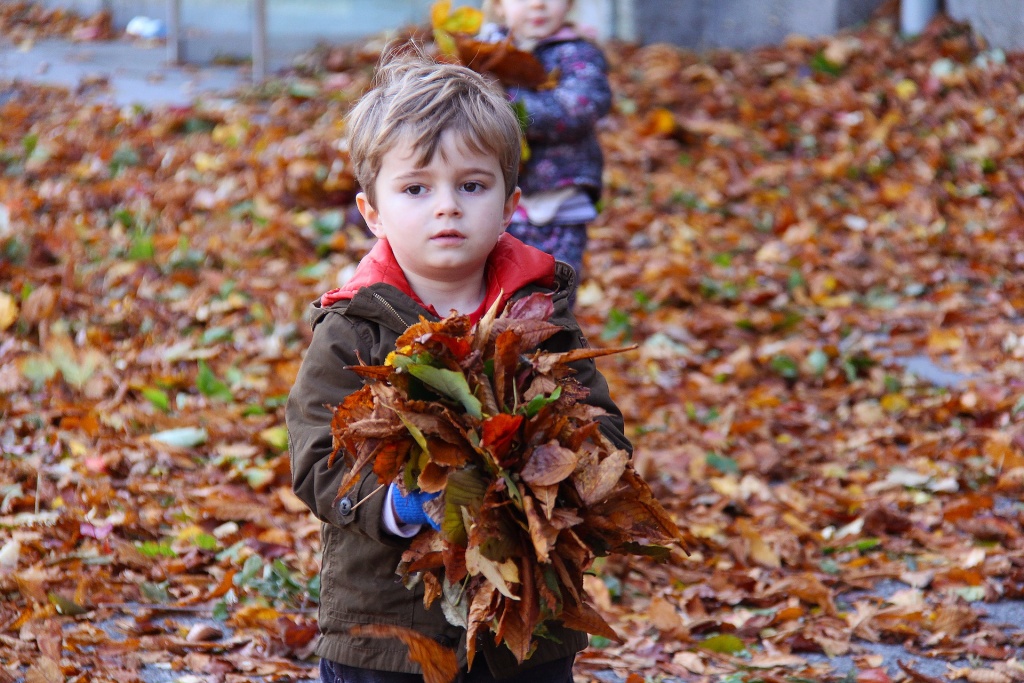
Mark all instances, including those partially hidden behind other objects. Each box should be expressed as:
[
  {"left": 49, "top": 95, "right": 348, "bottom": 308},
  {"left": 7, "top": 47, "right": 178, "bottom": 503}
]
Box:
[
  {"left": 404, "top": 185, "right": 425, "bottom": 196},
  {"left": 462, "top": 182, "right": 483, "bottom": 192}
]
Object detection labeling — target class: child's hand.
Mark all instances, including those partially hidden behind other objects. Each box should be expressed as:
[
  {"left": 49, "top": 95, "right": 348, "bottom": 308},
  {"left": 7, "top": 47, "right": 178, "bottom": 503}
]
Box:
[{"left": 390, "top": 483, "right": 442, "bottom": 530}]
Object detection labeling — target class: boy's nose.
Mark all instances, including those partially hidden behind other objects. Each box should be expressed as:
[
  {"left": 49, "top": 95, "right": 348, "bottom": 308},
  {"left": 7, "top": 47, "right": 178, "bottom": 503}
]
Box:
[{"left": 434, "top": 188, "right": 462, "bottom": 217}]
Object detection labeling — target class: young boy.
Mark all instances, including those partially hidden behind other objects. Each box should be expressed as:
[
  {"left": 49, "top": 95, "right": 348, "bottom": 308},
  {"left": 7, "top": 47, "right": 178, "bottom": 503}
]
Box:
[{"left": 286, "top": 53, "right": 631, "bottom": 683}]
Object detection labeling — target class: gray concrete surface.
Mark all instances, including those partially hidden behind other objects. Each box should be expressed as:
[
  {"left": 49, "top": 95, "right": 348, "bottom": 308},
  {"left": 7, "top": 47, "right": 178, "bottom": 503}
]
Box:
[
  {"left": 947, "top": 0, "right": 1024, "bottom": 51},
  {"left": 0, "top": 36, "right": 246, "bottom": 107}
]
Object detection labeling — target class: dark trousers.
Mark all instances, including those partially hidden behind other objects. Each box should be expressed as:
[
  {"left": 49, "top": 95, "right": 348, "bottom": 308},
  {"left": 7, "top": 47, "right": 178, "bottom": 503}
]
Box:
[{"left": 319, "top": 655, "right": 575, "bottom": 683}]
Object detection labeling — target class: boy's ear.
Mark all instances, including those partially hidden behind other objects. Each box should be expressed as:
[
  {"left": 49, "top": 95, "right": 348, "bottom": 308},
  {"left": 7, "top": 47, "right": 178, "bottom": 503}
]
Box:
[
  {"left": 356, "top": 192, "right": 385, "bottom": 239},
  {"left": 501, "top": 187, "right": 522, "bottom": 229}
]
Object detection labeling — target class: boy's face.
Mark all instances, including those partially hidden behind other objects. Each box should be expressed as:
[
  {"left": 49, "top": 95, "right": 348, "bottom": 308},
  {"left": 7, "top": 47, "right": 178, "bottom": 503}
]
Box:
[
  {"left": 357, "top": 130, "right": 520, "bottom": 290},
  {"left": 499, "top": 0, "right": 572, "bottom": 42}
]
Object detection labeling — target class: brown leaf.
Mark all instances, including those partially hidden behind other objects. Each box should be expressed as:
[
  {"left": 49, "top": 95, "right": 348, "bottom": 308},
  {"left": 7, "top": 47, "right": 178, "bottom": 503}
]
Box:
[
  {"left": 36, "top": 619, "right": 62, "bottom": 661},
  {"left": 523, "top": 494, "right": 558, "bottom": 562},
  {"left": 521, "top": 440, "right": 579, "bottom": 486},
  {"left": 452, "top": 34, "right": 549, "bottom": 89},
  {"left": 25, "top": 658, "right": 63, "bottom": 683},
  {"left": 560, "top": 600, "right": 621, "bottom": 642},
  {"left": 572, "top": 448, "right": 628, "bottom": 505},
  {"left": 349, "top": 624, "right": 458, "bottom": 683}
]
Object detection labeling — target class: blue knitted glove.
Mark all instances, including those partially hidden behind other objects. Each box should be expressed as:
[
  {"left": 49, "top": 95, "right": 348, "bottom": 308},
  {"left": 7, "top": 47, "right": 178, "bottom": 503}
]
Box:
[{"left": 390, "top": 484, "right": 441, "bottom": 531}]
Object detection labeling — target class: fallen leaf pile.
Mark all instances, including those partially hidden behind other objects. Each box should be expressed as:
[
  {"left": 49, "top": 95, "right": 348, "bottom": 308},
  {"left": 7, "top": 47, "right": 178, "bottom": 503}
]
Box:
[
  {"left": 0, "top": 1, "right": 113, "bottom": 43},
  {"left": 329, "top": 292, "right": 681, "bottom": 666},
  {"left": 2, "top": 4, "right": 1024, "bottom": 682}
]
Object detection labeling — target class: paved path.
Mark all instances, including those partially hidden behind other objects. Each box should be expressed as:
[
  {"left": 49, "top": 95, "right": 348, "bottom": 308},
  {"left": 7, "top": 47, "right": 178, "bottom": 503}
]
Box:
[{"left": 0, "top": 36, "right": 247, "bottom": 107}]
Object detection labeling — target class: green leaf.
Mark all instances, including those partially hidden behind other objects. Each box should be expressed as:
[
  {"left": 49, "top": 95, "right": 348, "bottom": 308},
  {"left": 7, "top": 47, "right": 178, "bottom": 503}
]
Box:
[
  {"left": 770, "top": 354, "right": 799, "bottom": 379},
  {"left": 128, "top": 228, "right": 155, "bottom": 261},
  {"left": 151, "top": 427, "right": 208, "bottom": 448},
  {"left": 259, "top": 425, "right": 289, "bottom": 452},
  {"left": 142, "top": 386, "right": 171, "bottom": 412},
  {"left": 313, "top": 210, "right": 344, "bottom": 235},
  {"left": 841, "top": 537, "right": 881, "bottom": 553},
  {"left": 140, "top": 581, "right": 171, "bottom": 603},
  {"left": 243, "top": 467, "right": 274, "bottom": 490},
  {"left": 601, "top": 308, "right": 632, "bottom": 342},
  {"left": 806, "top": 348, "right": 829, "bottom": 376},
  {"left": 192, "top": 533, "right": 218, "bottom": 551},
  {"left": 589, "top": 635, "right": 613, "bottom": 649},
  {"left": 1012, "top": 395, "right": 1024, "bottom": 416},
  {"left": 397, "top": 413, "right": 429, "bottom": 453},
  {"left": 288, "top": 81, "right": 320, "bottom": 99},
  {"left": 406, "top": 364, "right": 481, "bottom": 418},
  {"left": 443, "top": 467, "right": 488, "bottom": 545},
  {"left": 20, "top": 356, "right": 57, "bottom": 389},
  {"left": 810, "top": 50, "right": 844, "bottom": 76},
  {"left": 109, "top": 144, "right": 141, "bottom": 176},
  {"left": 137, "top": 540, "right": 177, "bottom": 558},
  {"left": 705, "top": 452, "right": 739, "bottom": 475},
  {"left": 21, "top": 132, "right": 38, "bottom": 158},
  {"left": 953, "top": 585, "right": 986, "bottom": 602},
  {"left": 523, "top": 385, "right": 561, "bottom": 418},
  {"left": 212, "top": 601, "right": 230, "bottom": 620},
  {"left": 197, "top": 360, "right": 234, "bottom": 402},
  {"left": 236, "top": 554, "right": 264, "bottom": 586},
  {"left": 700, "top": 633, "right": 747, "bottom": 654},
  {"left": 201, "top": 326, "right": 233, "bottom": 345},
  {"left": 48, "top": 592, "right": 89, "bottom": 616}
]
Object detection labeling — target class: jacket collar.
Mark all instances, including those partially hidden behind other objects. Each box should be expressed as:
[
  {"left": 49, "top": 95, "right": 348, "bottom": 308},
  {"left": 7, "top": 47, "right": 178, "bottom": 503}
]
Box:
[{"left": 318, "top": 233, "right": 557, "bottom": 326}]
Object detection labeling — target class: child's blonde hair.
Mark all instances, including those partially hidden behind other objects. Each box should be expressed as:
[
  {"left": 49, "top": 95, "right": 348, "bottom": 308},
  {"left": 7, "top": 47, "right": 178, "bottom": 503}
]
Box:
[{"left": 347, "top": 50, "right": 522, "bottom": 205}]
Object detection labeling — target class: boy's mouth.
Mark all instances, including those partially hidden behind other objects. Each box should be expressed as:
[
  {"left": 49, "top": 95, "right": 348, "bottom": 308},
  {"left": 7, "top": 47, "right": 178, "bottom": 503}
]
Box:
[{"left": 431, "top": 229, "right": 466, "bottom": 242}]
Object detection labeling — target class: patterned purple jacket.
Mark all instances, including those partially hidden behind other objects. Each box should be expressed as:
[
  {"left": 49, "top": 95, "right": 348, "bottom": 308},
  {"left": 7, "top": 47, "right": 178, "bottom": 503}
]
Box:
[{"left": 503, "top": 27, "right": 612, "bottom": 204}]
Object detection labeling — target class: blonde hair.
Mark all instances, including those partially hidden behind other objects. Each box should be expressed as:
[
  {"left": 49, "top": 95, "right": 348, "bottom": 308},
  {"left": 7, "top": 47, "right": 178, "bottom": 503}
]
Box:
[{"left": 346, "top": 50, "right": 522, "bottom": 205}]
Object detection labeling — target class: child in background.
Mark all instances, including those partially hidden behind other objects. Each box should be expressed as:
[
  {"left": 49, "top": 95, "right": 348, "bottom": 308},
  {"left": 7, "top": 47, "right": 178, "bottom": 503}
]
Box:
[
  {"left": 286, "top": 52, "right": 630, "bottom": 683},
  {"left": 481, "top": 0, "right": 612, "bottom": 296}
]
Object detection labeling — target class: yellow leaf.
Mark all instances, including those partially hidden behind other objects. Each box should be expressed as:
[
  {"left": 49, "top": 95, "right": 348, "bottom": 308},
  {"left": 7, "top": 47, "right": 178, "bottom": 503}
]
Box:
[
  {"left": 229, "top": 604, "right": 282, "bottom": 628},
  {"left": 465, "top": 545, "right": 519, "bottom": 600},
  {"left": 0, "top": 292, "right": 17, "bottom": 331},
  {"left": 895, "top": 78, "right": 918, "bottom": 100},
  {"left": 643, "top": 108, "right": 677, "bottom": 137},
  {"left": 880, "top": 393, "right": 909, "bottom": 414},
  {"left": 709, "top": 475, "right": 739, "bottom": 498},
  {"left": 927, "top": 328, "right": 963, "bottom": 352},
  {"left": 193, "top": 151, "right": 224, "bottom": 173},
  {"left": 736, "top": 518, "right": 780, "bottom": 568},
  {"left": 880, "top": 179, "right": 914, "bottom": 203},
  {"left": 176, "top": 524, "right": 206, "bottom": 542},
  {"left": 433, "top": 28, "right": 458, "bottom": 58},
  {"left": 432, "top": 1, "right": 482, "bottom": 34},
  {"left": 431, "top": 0, "right": 452, "bottom": 28},
  {"left": 259, "top": 425, "right": 289, "bottom": 452}
]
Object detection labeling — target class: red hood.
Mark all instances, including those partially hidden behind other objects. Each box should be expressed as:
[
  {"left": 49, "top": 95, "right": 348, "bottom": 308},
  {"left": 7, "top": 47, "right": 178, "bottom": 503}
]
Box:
[{"left": 319, "top": 233, "right": 555, "bottom": 320}]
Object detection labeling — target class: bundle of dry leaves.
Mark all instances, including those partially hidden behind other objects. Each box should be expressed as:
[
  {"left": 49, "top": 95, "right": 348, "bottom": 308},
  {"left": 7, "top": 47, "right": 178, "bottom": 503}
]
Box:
[{"left": 329, "top": 292, "right": 683, "bottom": 667}]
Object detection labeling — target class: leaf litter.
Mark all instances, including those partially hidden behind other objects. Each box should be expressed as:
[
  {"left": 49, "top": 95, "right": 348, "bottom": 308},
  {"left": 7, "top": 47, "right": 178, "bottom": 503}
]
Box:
[{"left": 2, "top": 3, "right": 1024, "bottom": 682}]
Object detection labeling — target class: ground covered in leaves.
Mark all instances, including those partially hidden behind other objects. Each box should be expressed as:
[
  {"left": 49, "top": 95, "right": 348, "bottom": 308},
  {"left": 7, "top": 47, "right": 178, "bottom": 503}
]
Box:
[{"left": 2, "top": 7, "right": 1024, "bottom": 683}]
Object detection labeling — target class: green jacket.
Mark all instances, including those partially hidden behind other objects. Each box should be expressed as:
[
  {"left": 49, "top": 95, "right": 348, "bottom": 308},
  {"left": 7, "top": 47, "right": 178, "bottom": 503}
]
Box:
[{"left": 286, "top": 261, "right": 630, "bottom": 678}]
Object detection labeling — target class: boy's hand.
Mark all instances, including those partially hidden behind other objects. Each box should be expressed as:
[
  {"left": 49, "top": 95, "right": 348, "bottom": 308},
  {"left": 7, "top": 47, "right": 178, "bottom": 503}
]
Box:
[{"left": 390, "top": 484, "right": 441, "bottom": 530}]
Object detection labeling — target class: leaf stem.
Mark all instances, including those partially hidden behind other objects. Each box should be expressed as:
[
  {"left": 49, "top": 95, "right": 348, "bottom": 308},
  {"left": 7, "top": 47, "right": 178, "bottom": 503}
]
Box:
[{"left": 350, "top": 483, "right": 386, "bottom": 512}]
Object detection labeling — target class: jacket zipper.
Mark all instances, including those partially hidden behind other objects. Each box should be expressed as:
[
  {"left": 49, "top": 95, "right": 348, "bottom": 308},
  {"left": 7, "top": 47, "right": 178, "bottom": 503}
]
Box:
[{"left": 372, "top": 292, "right": 412, "bottom": 330}]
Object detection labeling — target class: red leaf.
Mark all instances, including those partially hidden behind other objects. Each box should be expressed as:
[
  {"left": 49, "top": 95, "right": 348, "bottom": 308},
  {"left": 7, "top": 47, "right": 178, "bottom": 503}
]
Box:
[{"left": 481, "top": 413, "right": 523, "bottom": 464}]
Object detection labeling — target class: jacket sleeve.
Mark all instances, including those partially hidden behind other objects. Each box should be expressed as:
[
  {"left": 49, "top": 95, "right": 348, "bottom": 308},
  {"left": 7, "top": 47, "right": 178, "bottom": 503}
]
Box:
[
  {"left": 286, "top": 307, "right": 401, "bottom": 544},
  {"left": 512, "top": 41, "right": 612, "bottom": 145}
]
